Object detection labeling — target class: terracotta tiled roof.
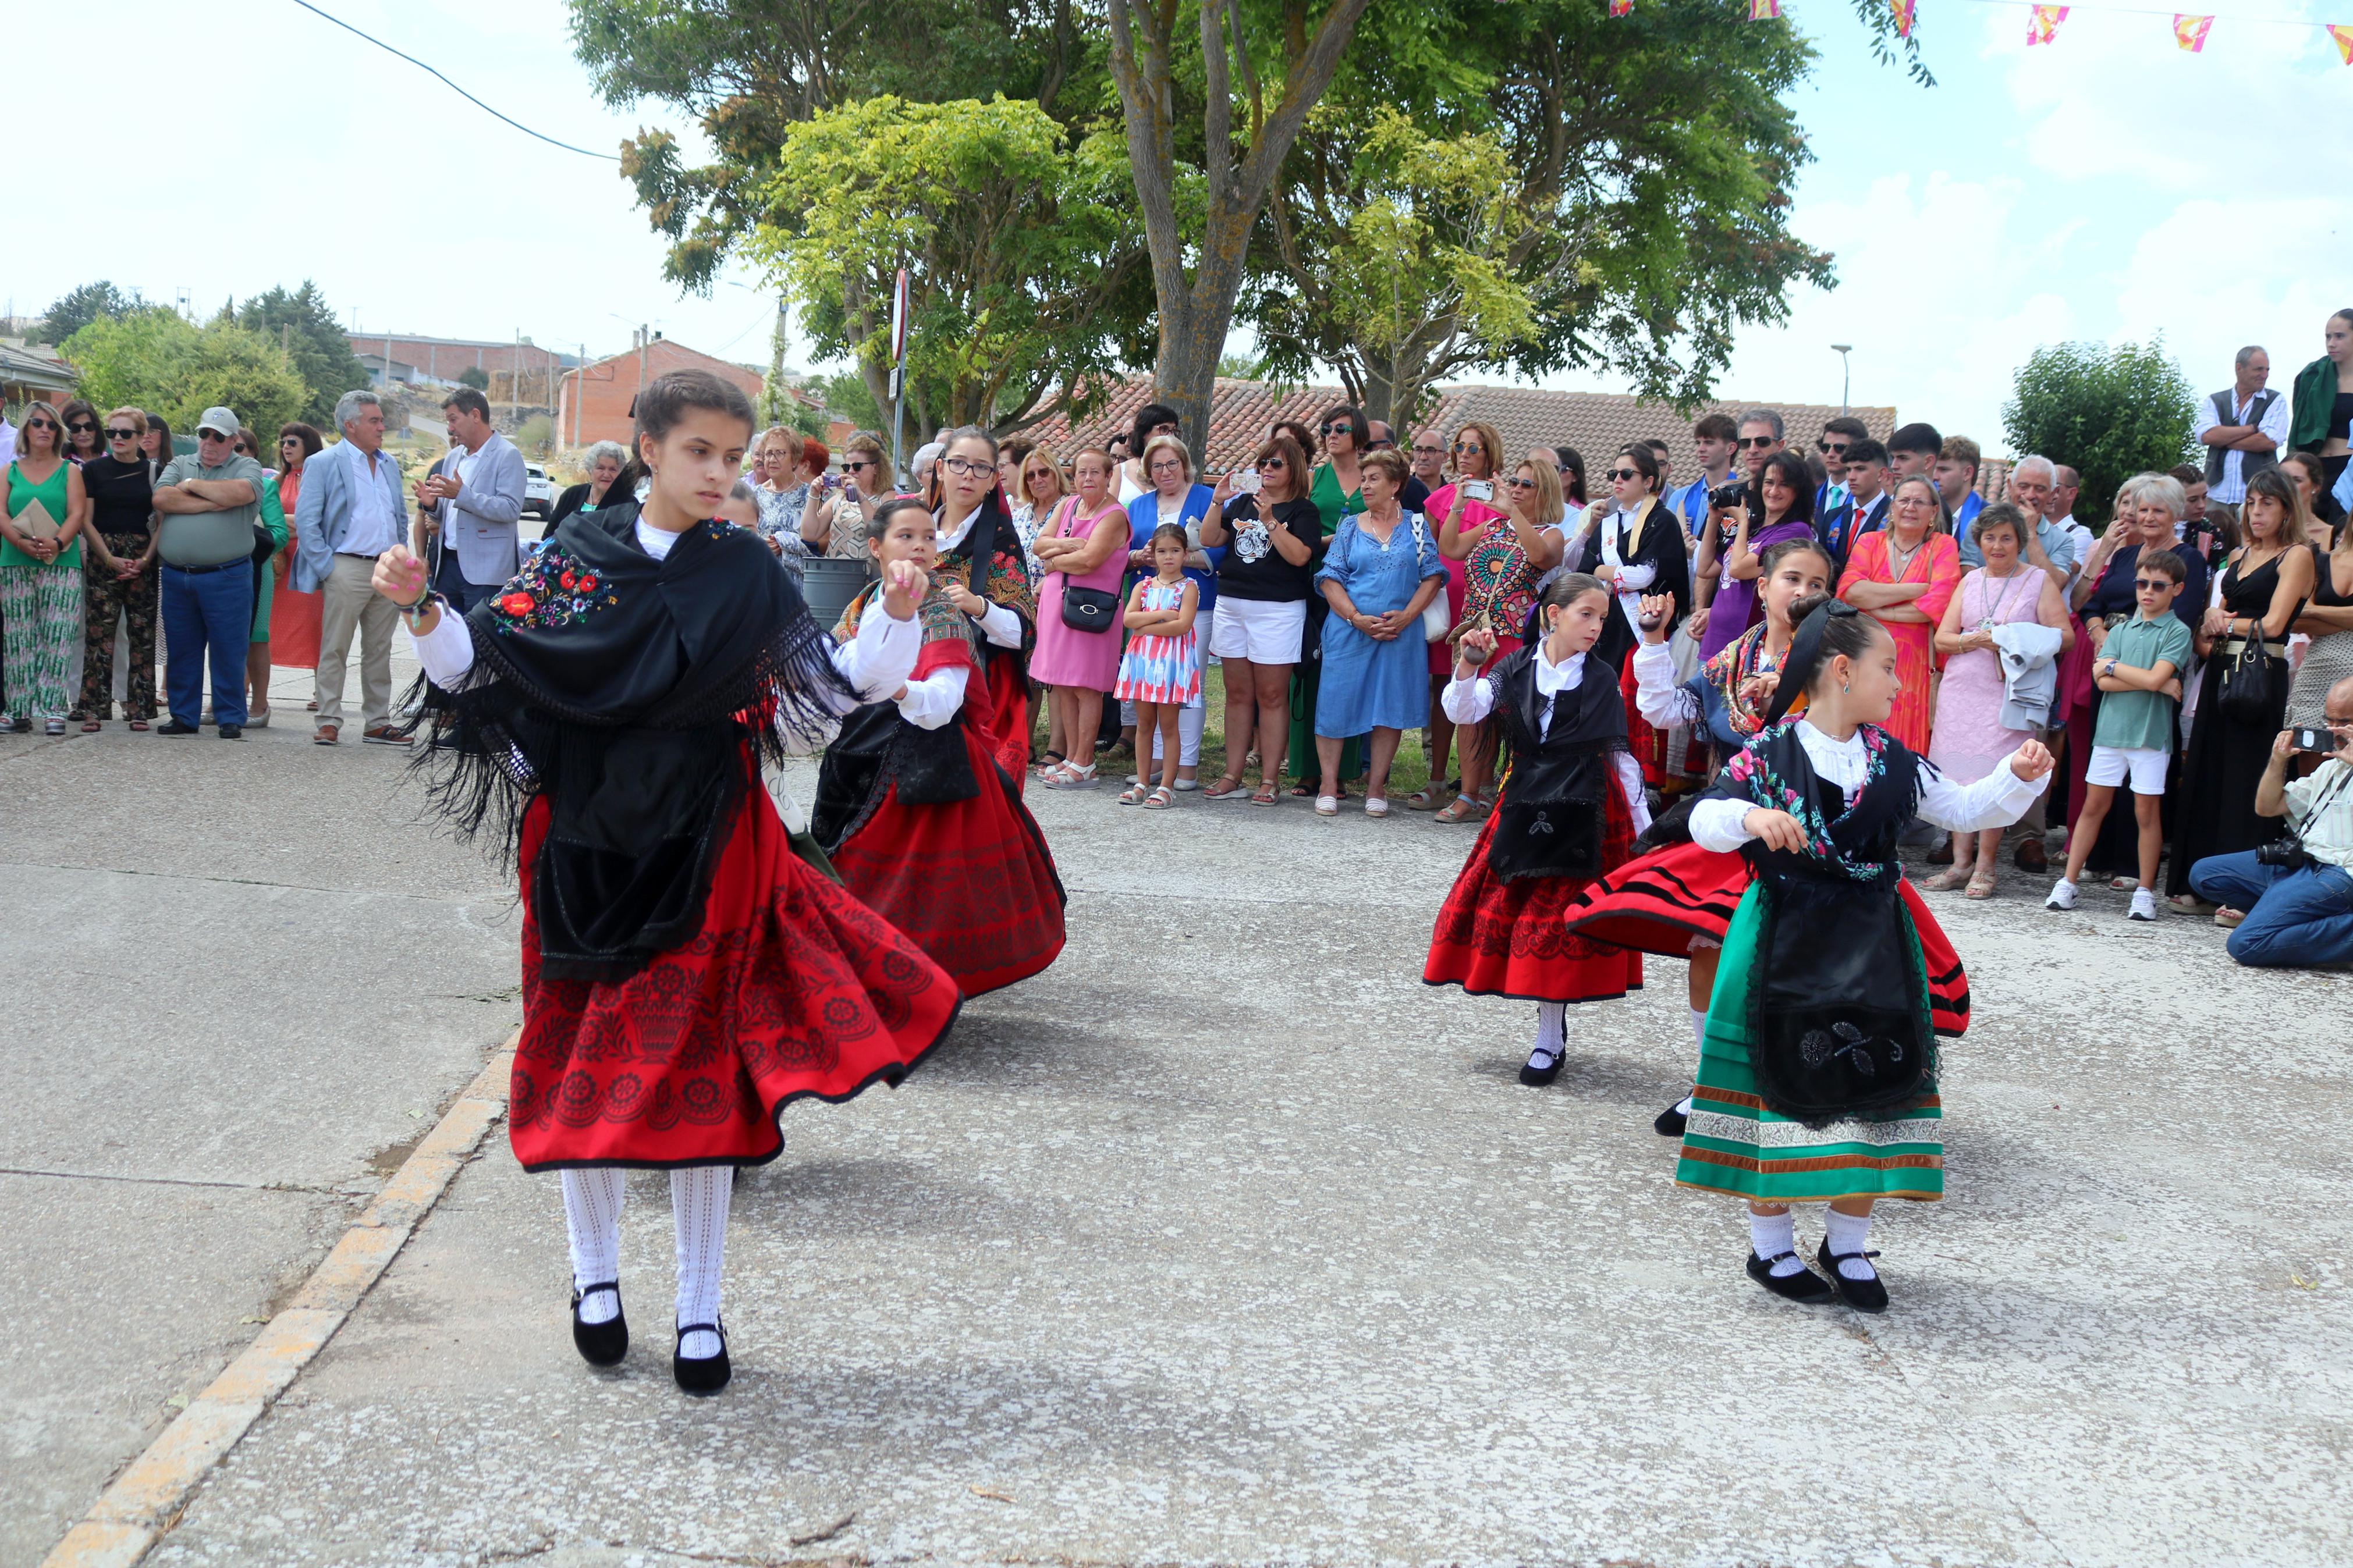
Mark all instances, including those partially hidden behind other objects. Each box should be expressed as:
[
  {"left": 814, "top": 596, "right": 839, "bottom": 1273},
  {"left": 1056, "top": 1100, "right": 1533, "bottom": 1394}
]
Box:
[{"left": 1021, "top": 375, "right": 1907, "bottom": 493}]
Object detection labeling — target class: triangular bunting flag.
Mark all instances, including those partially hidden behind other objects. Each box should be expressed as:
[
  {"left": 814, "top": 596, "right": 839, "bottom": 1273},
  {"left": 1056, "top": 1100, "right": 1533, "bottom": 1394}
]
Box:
[
  {"left": 2026, "top": 4, "right": 2068, "bottom": 44},
  {"left": 2330, "top": 22, "right": 2353, "bottom": 62},
  {"left": 1748, "top": 0, "right": 1781, "bottom": 19},
  {"left": 2173, "top": 13, "right": 2213, "bottom": 50},
  {"left": 1893, "top": 0, "right": 1917, "bottom": 37},
  {"left": 1609, "top": 0, "right": 1632, "bottom": 16}
]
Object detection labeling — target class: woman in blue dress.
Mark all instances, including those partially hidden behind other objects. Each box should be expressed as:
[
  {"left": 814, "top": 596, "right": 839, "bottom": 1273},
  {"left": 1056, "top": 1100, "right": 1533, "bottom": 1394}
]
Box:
[{"left": 1311, "top": 447, "right": 1446, "bottom": 816}]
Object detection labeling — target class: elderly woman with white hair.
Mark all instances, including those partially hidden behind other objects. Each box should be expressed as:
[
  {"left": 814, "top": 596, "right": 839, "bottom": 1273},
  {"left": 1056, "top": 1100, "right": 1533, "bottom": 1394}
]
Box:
[{"left": 551, "top": 441, "right": 632, "bottom": 526}]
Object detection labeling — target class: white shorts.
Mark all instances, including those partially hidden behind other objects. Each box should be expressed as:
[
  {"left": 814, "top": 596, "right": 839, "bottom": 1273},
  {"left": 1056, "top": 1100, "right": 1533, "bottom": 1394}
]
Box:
[
  {"left": 1207, "top": 596, "right": 1308, "bottom": 665},
  {"left": 2085, "top": 744, "right": 2170, "bottom": 795}
]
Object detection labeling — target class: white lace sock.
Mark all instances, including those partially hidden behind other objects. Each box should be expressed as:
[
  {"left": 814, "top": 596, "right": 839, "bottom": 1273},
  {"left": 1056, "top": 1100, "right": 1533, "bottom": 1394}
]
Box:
[
  {"left": 1749, "top": 1210, "right": 1806, "bottom": 1277},
  {"left": 1690, "top": 1007, "right": 1708, "bottom": 1053},
  {"left": 1527, "top": 1001, "right": 1567, "bottom": 1067},
  {"left": 1823, "top": 1208, "right": 1878, "bottom": 1281},
  {"left": 671, "top": 1165, "right": 733, "bottom": 1359},
  {"left": 560, "top": 1168, "right": 627, "bottom": 1324}
]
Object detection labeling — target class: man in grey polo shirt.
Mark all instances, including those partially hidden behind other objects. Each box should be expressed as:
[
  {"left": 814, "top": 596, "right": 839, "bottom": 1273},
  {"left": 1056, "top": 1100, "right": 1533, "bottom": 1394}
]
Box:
[{"left": 150, "top": 406, "right": 267, "bottom": 737}]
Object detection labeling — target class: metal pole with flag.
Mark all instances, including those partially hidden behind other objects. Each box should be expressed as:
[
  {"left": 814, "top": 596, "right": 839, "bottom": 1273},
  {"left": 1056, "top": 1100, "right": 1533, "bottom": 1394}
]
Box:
[{"left": 888, "top": 267, "right": 910, "bottom": 490}]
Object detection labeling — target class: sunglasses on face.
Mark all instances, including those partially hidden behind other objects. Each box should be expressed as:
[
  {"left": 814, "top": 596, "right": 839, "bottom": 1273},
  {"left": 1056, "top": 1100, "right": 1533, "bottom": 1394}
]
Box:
[
  {"left": 1323, "top": 423, "right": 1353, "bottom": 437},
  {"left": 68, "top": 420, "right": 97, "bottom": 434},
  {"left": 1451, "top": 441, "right": 1482, "bottom": 454},
  {"left": 1816, "top": 440, "right": 1848, "bottom": 455},
  {"left": 2133, "top": 578, "right": 2173, "bottom": 591},
  {"left": 1257, "top": 458, "right": 1287, "bottom": 470},
  {"left": 1607, "top": 468, "right": 1641, "bottom": 482},
  {"left": 1738, "top": 436, "right": 1776, "bottom": 449},
  {"left": 108, "top": 428, "right": 138, "bottom": 440},
  {"left": 23, "top": 419, "right": 54, "bottom": 432},
  {"left": 844, "top": 458, "right": 875, "bottom": 471},
  {"left": 1025, "top": 467, "right": 1056, "bottom": 481},
  {"left": 280, "top": 436, "right": 301, "bottom": 446},
  {"left": 233, "top": 445, "right": 253, "bottom": 456},
  {"left": 1503, "top": 476, "right": 1537, "bottom": 489}
]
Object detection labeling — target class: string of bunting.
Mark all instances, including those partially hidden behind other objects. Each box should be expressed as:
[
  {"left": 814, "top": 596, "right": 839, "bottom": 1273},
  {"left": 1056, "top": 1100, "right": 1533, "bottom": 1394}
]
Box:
[{"left": 1601, "top": 0, "right": 2353, "bottom": 60}]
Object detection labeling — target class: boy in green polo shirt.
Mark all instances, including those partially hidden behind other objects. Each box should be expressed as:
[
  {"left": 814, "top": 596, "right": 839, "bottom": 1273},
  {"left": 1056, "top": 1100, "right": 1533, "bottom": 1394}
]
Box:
[{"left": 2047, "top": 549, "right": 2195, "bottom": 920}]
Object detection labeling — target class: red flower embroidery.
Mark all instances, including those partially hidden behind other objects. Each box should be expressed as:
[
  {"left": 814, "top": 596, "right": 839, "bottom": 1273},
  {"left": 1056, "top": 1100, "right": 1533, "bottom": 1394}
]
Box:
[
  {"left": 577, "top": 575, "right": 596, "bottom": 591},
  {"left": 499, "top": 591, "right": 535, "bottom": 617},
  {"left": 560, "top": 570, "right": 577, "bottom": 589}
]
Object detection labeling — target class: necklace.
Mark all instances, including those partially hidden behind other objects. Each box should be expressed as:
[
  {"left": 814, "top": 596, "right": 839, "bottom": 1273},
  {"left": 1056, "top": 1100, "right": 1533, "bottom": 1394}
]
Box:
[
  {"left": 1976, "top": 563, "right": 2027, "bottom": 630},
  {"left": 1883, "top": 531, "right": 1924, "bottom": 580}
]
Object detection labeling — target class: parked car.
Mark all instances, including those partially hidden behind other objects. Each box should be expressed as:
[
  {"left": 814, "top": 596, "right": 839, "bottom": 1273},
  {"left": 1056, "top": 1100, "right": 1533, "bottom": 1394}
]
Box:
[{"left": 523, "top": 462, "right": 556, "bottom": 519}]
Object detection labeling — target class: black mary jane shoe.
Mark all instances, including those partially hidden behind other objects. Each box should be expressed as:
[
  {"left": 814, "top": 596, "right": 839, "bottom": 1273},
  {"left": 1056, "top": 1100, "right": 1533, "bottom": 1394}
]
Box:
[
  {"left": 1654, "top": 1097, "right": 1691, "bottom": 1137},
  {"left": 673, "top": 1321, "right": 732, "bottom": 1396},
  {"left": 1746, "top": 1250, "right": 1835, "bottom": 1303},
  {"left": 1815, "top": 1242, "right": 1890, "bottom": 1314},
  {"left": 1518, "top": 1047, "right": 1565, "bottom": 1087},
  {"left": 570, "top": 1282, "right": 629, "bottom": 1367}
]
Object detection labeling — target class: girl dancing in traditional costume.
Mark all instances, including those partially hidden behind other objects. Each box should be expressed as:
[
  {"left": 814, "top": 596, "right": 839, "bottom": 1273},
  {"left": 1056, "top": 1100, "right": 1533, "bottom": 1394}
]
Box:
[
  {"left": 1564, "top": 543, "right": 1975, "bottom": 1139},
  {"left": 1673, "top": 596, "right": 2051, "bottom": 1311},
  {"left": 381, "top": 369, "right": 961, "bottom": 1395},
  {"left": 812, "top": 496, "right": 1067, "bottom": 996},
  {"left": 1423, "top": 574, "right": 1648, "bottom": 1083}
]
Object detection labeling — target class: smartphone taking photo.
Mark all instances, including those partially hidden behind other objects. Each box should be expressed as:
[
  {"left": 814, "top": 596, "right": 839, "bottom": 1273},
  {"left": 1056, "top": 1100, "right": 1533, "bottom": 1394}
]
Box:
[
  {"left": 1461, "top": 479, "right": 1494, "bottom": 502},
  {"left": 2291, "top": 727, "right": 2340, "bottom": 755},
  {"left": 1234, "top": 470, "right": 1262, "bottom": 496}
]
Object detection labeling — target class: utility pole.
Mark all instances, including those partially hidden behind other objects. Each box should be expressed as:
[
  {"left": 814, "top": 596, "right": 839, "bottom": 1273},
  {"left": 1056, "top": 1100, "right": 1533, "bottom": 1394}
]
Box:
[
  {"left": 1831, "top": 344, "right": 1854, "bottom": 417},
  {"left": 636, "top": 324, "right": 648, "bottom": 415}
]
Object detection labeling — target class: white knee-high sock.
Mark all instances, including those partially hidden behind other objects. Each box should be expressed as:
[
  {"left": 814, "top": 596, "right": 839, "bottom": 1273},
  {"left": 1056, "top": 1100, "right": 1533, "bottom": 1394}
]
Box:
[
  {"left": 560, "top": 1168, "right": 627, "bottom": 1323},
  {"left": 670, "top": 1165, "right": 733, "bottom": 1359},
  {"left": 1529, "top": 1001, "right": 1566, "bottom": 1065},
  {"left": 1823, "top": 1208, "right": 1877, "bottom": 1280},
  {"left": 1690, "top": 1007, "right": 1708, "bottom": 1052}
]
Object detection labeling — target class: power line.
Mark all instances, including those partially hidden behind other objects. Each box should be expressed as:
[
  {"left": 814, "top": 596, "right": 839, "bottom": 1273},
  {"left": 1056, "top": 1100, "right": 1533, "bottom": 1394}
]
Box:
[{"left": 289, "top": 1, "right": 622, "bottom": 161}]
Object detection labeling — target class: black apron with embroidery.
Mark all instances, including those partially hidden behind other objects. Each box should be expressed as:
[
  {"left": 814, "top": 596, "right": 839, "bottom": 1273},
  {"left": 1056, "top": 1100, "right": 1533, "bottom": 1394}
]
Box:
[{"left": 1483, "top": 647, "right": 1627, "bottom": 883}]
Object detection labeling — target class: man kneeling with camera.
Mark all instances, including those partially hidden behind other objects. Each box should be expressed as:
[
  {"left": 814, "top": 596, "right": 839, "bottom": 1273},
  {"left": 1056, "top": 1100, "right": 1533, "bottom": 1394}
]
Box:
[{"left": 2189, "top": 674, "right": 2353, "bottom": 967}]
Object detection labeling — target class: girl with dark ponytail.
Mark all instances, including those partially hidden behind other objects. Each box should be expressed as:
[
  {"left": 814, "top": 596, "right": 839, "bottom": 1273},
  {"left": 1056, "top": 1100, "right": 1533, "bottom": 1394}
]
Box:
[
  {"left": 1422, "top": 573, "right": 1648, "bottom": 1085},
  {"left": 1663, "top": 593, "right": 2054, "bottom": 1313}
]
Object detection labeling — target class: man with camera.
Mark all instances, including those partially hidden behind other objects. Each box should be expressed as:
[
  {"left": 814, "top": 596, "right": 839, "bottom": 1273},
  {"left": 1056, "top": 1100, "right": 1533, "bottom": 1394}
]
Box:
[{"left": 2188, "top": 675, "right": 2353, "bottom": 967}]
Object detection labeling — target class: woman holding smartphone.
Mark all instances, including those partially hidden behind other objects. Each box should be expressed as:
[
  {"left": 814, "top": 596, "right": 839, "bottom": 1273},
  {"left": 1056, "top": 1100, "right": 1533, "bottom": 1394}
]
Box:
[{"left": 1203, "top": 432, "right": 1324, "bottom": 803}]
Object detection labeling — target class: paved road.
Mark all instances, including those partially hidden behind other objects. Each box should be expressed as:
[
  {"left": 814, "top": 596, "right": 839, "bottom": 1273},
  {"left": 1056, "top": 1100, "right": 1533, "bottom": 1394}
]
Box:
[
  {"left": 14, "top": 727, "right": 2352, "bottom": 1566},
  {"left": 0, "top": 660, "right": 521, "bottom": 1568}
]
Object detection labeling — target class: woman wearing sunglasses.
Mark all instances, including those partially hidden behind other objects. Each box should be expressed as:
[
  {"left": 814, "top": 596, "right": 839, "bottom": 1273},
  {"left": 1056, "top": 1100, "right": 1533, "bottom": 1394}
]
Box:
[
  {"left": 1202, "top": 432, "right": 1324, "bottom": 804},
  {"left": 265, "top": 424, "right": 326, "bottom": 682},
  {"left": 74, "top": 411, "right": 162, "bottom": 729},
  {"left": 1412, "top": 421, "right": 1507, "bottom": 819},
  {"left": 59, "top": 400, "right": 105, "bottom": 468},
  {"left": 1, "top": 403, "right": 91, "bottom": 735},
  {"left": 1288, "top": 406, "right": 1373, "bottom": 795}
]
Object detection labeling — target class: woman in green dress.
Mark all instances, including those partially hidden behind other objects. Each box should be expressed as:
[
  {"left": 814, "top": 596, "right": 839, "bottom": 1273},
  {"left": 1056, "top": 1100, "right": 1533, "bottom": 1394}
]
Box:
[
  {"left": 1291, "top": 404, "right": 1369, "bottom": 792},
  {"left": 1, "top": 403, "right": 91, "bottom": 734},
  {"left": 1678, "top": 595, "right": 2054, "bottom": 1312},
  {"left": 233, "top": 427, "right": 290, "bottom": 726}
]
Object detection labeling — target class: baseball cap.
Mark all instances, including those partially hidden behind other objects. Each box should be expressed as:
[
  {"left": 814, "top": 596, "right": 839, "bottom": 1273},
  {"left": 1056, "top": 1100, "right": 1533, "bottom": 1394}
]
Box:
[{"left": 197, "top": 406, "right": 240, "bottom": 438}]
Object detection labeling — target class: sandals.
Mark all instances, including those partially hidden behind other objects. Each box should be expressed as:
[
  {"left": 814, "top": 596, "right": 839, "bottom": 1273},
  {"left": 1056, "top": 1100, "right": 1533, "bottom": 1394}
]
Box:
[
  {"left": 80, "top": 719, "right": 102, "bottom": 733},
  {"left": 1404, "top": 784, "right": 1454, "bottom": 812},
  {"left": 1250, "top": 782, "right": 1280, "bottom": 807},
  {"left": 1119, "top": 783, "right": 1150, "bottom": 805},
  {"left": 1921, "top": 866, "right": 1974, "bottom": 893},
  {"left": 1201, "top": 774, "right": 1249, "bottom": 801},
  {"left": 1433, "top": 794, "right": 1489, "bottom": 824},
  {"left": 128, "top": 719, "right": 150, "bottom": 731},
  {"left": 1035, "top": 750, "right": 1066, "bottom": 774},
  {"left": 1141, "top": 785, "right": 1175, "bottom": 809},
  {"left": 1964, "top": 871, "right": 1998, "bottom": 899}
]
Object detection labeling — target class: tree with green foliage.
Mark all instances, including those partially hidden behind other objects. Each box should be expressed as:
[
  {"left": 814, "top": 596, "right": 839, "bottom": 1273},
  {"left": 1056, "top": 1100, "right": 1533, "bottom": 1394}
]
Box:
[
  {"left": 234, "top": 283, "right": 371, "bottom": 427},
  {"left": 745, "top": 94, "right": 1144, "bottom": 434},
  {"left": 817, "top": 371, "right": 883, "bottom": 431},
  {"left": 63, "top": 310, "right": 306, "bottom": 439},
  {"left": 2002, "top": 339, "right": 2196, "bottom": 528},
  {"left": 457, "top": 366, "right": 491, "bottom": 391},
  {"left": 38, "top": 281, "right": 136, "bottom": 346}
]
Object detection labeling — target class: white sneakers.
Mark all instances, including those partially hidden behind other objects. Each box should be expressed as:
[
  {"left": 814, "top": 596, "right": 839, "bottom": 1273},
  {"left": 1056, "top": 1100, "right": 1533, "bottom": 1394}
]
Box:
[{"left": 2047, "top": 876, "right": 2160, "bottom": 922}]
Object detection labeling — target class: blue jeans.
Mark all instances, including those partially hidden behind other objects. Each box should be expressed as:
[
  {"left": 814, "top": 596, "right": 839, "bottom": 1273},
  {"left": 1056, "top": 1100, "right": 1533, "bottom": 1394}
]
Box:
[
  {"left": 160, "top": 560, "right": 255, "bottom": 728},
  {"left": 2189, "top": 850, "right": 2353, "bottom": 968}
]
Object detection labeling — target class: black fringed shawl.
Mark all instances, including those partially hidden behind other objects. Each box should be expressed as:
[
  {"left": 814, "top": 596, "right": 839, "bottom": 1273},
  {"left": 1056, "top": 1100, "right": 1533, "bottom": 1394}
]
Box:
[
  {"left": 1484, "top": 645, "right": 1629, "bottom": 882},
  {"left": 417, "top": 503, "right": 851, "bottom": 980}
]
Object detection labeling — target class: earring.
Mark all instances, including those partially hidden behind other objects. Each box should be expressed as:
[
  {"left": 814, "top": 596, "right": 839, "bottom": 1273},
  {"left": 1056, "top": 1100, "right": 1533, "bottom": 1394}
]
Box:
[{"left": 1841, "top": 681, "right": 1850, "bottom": 693}]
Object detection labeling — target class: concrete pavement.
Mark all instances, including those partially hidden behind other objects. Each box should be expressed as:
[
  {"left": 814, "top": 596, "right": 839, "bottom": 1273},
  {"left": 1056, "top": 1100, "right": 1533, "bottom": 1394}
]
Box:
[
  {"left": 71, "top": 756, "right": 2353, "bottom": 1566},
  {"left": 1, "top": 662, "right": 521, "bottom": 1568}
]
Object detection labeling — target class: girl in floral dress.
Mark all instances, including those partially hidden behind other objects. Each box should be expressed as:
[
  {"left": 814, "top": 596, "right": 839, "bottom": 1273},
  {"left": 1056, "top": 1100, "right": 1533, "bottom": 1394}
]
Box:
[{"left": 1114, "top": 524, "right": 1202, "bottom": 808}]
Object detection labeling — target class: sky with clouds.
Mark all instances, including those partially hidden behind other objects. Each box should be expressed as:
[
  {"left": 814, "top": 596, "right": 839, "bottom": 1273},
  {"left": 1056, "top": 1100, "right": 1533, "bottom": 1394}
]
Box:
[{"left": 22, "top": 0, "right": 2350, "bottom": 454}]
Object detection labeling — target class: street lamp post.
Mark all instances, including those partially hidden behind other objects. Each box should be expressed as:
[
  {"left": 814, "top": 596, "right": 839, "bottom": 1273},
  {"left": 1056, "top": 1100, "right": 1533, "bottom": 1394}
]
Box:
[{"left": 1831, "top": 344, "right": 1854, "bottom": 417}]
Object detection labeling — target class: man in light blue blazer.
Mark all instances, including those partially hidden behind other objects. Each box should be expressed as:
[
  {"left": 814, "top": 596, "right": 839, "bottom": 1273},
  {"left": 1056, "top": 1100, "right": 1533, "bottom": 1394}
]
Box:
[
  {"left": 295, "top": 390, "right": 411, "bottom": 745},
  {"left": 413, "top": 386, "right": 524, "bottom": 614}
]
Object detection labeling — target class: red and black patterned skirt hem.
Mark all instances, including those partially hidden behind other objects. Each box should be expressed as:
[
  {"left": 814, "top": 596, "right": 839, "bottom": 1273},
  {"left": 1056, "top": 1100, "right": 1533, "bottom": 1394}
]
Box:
[
  {"left": 1561, "top": 840, "right": 1972, "bottom": 1036},
  {"left": 509, "top": 791, "right": 961, "bottom": 1172},
  {"left": 829, "top": 721, "right": 1067, "bottom": 998},
  {"left": 1423, "top": 777, "right": 1643, "bottom": 1004}
]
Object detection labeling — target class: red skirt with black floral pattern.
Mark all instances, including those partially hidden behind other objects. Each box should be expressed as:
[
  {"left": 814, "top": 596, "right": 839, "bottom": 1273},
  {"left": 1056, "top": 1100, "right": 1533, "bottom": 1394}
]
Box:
[
  {"left": 1422, "top": 775, "right": 1644, "bottom": 1004},
  {"left": 507, "top": 786, "right": 961, "bottom": 1172}
]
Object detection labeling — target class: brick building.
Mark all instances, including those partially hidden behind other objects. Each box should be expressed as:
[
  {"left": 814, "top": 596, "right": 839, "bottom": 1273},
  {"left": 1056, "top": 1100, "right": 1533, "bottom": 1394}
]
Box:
[
  {"left": 556, "top": 339, "right": 767, "bottom": 449},
  {"left": 341, "top": 332, "right": 572, "bottom": 393}
]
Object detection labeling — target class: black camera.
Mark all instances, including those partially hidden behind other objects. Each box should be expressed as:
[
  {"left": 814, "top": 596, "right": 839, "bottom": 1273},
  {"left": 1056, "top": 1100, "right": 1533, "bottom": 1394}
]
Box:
[
  {"left": 1708, "top": 479, "right": 1751, "bottom": 511},
  {"left": 2255, "top": 835, "right": 2309, "bottom": 870}
]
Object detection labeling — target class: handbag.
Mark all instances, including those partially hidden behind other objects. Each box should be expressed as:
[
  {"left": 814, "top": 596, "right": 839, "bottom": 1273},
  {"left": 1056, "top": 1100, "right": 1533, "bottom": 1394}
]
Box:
[
  {"left": 12, "top": 496, "right": 59, "bottom": 542},
  {"left": 1410, "top": 515, "right": 1452, "bottom": 643},
  {"left": 1061, "top": 584, "right": 1119, "bottom": 633},
  {"left": 2215, "top": 616, "right": 2287, "bottom": 726}
]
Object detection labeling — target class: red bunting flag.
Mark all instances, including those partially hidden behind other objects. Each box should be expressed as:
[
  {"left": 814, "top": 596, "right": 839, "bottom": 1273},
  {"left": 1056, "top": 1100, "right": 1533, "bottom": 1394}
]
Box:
[
  {"left": 1609, "top": 0, "right": 1632, "bottom": 16},
  {"left": 2173, "top": 13, "right": 2213, "bottom": 49},
  {"left": 1748, "top": 0, "right": 1781, "bottom": 18},
  {"left": 2331, "top": 23, "right": 2353, "bottom": 62},
  {"left": 1893, "top": 0, "right": 1917, "bottom": 36},
  {"left": 2026, "top": 4, "right": 2068, "bottom": 43}
]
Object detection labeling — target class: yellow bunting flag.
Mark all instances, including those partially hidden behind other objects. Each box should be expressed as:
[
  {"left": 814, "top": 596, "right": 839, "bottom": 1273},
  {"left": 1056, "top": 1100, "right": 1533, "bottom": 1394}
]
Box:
[
  {"left": 2026, "top": 4, "right": 2068, "bottom": 43},
  {"left": 1609, "top": 0, "right": 1632, "bottom": 16},
  {"left": 1893, "top": 0, "right": 1917, "bottom": 36},
  {"left": 2173, "top": 13, "right": 2213, "bottom": 50},
  {"left": 1748, "top": 0, "right": 1781, "bottom": 19},
  {"left": 2331, "top": 23, "right": 2353, "bottom": 62}
]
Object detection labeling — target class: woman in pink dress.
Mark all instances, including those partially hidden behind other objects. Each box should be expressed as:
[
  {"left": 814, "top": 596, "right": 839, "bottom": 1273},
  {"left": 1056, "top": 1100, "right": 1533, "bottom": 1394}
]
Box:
[
  {"left": 1412, "top": 420, "right": 1509, "bottom": 813},
  {"left": 1925, "top": 504, "right": 2076, "bottom": 896},
  {"left": 1836, "top": 475, "right": 1963, "bottom": 752},
  {"left": 1030, "top": 446, "right": 1131, "bottom": 790}
]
